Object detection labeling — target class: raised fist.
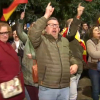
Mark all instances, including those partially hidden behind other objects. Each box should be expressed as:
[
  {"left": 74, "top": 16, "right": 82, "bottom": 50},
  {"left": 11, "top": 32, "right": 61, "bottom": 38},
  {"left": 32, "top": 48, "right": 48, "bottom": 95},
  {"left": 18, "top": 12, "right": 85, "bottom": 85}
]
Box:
[
  {"left": 44, "top": 2, "right": 54, "bottom": 19},
  {"left": 20, "top": 12, "right": 25, "bottom": 20},
  {"left": 77, "top": 3, "right": 85, "bottom": 17}
]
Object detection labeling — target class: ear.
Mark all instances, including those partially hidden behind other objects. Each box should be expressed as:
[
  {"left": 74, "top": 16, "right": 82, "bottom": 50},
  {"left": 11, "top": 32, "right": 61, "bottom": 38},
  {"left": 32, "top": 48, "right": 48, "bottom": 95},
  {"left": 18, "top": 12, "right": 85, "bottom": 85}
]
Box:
[{"left": 45, "top": 28, "right": 47, "bottom": 32}]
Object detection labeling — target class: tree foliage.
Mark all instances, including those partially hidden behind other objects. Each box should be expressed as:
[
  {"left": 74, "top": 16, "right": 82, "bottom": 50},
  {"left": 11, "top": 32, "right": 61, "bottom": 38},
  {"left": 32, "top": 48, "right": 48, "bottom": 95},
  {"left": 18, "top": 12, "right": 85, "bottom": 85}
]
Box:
[
  {"left": 68, "top": 0, "right": 100, "bottom": 25},
  {"left": 0, "top": 0, "right": 100, "bottom": 27}
]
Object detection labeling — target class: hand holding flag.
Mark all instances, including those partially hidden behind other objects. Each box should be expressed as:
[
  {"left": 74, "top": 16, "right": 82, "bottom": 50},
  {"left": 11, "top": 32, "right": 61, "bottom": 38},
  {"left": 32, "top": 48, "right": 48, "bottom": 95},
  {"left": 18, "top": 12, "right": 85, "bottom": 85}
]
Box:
[{"left": 1, "top": 0, "right": 28, "bottom": 21}]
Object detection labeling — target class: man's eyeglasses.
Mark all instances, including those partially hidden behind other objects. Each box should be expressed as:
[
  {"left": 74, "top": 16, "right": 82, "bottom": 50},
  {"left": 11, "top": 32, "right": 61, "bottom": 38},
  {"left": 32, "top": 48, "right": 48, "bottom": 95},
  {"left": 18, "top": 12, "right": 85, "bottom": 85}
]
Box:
[
  {"left": 47, "top": 24, "right": 59, "bottom": 28},
  {"left": 0, "top": 31, "right": 10, "bottom": 35}
]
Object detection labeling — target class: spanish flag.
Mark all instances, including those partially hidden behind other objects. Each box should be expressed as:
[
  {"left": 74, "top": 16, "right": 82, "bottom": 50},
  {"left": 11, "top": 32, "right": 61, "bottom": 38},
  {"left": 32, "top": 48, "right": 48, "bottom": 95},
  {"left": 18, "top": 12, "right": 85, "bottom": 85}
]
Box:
[
  {"left": 60, "top": 27, "right": 68, "bottom": 37},
  {"left": 75, "top": 31, "right": 87, "bottom": 62},
  {"left": 61, "top": 28, "right": 87, "bottom": 62},
  {"left": 1, "top": 0, "right": 28, "bottom": 21},
  {"left": 97, "top": 17, "right": 100, "bottom": 24}
]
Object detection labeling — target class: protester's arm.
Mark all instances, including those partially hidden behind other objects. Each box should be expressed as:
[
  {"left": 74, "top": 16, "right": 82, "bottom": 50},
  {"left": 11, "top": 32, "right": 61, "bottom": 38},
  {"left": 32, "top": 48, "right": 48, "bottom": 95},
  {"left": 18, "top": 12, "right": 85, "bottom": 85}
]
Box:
[
  {"left": 23, "top": 38, "right": 32, "bottom": 59},
  {"left": 28, "top": 17, "right": 46, "bottom": 49},
  {"left": 16, "top": 12, "right": 28, "bottom": 44},
  {"left": 28, "top": 3, "right": 54, "bottom": 49},
  {"left": 70, "top": 56, "right": 83, "bottom": 75},
  {"left": 66, "top": 3, "right": 85, "bottom": 42},
  {"left": 66, "top": 18, "right": 81, "bottom": 42},
  {"left": 26, "top": 38, "right": 36, "bottom": 59},
  {"left": 86, "top": 40, "right": 100, "bottom": 58},
  {"left": 69, "top": 50, "right": 79, "bottom": 75}
]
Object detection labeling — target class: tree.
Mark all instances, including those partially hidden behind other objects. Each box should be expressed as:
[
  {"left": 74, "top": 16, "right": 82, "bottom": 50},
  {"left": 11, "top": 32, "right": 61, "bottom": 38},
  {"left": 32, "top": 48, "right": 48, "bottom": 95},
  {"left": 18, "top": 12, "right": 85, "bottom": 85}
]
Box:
[
  {"left": 67, "top": 0, "right": 100, "bottom": 25},
  {"left": 0, "top": 0, "right": 100, "bottom": 27}
]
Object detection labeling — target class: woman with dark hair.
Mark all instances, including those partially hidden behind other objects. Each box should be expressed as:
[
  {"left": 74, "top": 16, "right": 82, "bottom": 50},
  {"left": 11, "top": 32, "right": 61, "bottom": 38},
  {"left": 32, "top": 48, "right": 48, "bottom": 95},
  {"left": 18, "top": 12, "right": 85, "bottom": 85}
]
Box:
[
  {"left": 0, "top": 22, "right": 25, "bottom": 100},
  {"left": 86, "top": 25, "right": 100, "bottom": 100}
]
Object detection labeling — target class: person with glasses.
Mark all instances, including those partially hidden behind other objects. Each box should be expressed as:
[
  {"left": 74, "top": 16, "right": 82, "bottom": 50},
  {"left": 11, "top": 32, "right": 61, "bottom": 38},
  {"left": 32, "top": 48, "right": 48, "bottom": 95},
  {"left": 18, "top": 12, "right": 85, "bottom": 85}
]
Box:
[
  {"left": 47, "top": 23, "right": 59, "bottom": 28},
  {"left": 28, "top": 2, "right": 79, "bottom": 100},
  {"left": 0, "top": 22, "right": 25, "bottom": 100}
]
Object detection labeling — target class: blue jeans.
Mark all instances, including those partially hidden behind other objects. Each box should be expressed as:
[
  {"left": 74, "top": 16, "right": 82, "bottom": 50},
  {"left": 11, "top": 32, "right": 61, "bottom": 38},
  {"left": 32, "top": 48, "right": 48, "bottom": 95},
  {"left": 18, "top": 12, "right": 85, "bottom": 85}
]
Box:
[
  {"left": 88, "top": 69, "right": 100, "bottom": 100},
  {"left": 97, "top": 62, "right": 100, "bottom": 71},
  {"left": 38, "top": 86, "right": 69, "bottom": 100},
  {"left": 25, "top": 87, "right": 31, "bottom": 100},
  {"left": 69, "top": 74, "right": 81, "bottom": 100}
]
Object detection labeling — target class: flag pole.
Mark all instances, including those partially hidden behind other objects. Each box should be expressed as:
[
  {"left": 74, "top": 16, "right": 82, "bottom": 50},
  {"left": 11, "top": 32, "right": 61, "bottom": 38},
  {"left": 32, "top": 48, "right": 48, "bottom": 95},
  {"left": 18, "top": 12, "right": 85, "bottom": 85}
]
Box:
[{"left": 24, "top": 4, "right": 27, "bottom": 12}]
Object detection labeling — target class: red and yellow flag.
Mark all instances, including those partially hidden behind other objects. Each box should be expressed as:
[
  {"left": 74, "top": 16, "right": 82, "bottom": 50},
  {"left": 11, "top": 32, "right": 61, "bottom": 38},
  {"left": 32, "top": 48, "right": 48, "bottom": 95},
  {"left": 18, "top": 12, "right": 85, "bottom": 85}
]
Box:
[
  {"left": 60, "top": 27, "right": 68, "bottom": 37},
  {"left": 97, "top": 17, "right": 100, "bottom": 24},
  {"left": 61, "top": 28, "right": 87, "bottom": 62},
  {"left": 1, "top": 0, "right": 28, "bottom": 21},
  {"left": 75, "top": 31, "right": 87, "bottom": 62}
]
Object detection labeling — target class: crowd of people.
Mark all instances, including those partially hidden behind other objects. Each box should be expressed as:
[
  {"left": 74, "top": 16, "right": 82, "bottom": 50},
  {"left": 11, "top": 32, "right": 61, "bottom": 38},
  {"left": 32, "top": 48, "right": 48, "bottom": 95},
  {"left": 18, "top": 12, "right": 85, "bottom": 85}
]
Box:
[{"left": 0, "top": 2, "right": 100, "bottom": 100}]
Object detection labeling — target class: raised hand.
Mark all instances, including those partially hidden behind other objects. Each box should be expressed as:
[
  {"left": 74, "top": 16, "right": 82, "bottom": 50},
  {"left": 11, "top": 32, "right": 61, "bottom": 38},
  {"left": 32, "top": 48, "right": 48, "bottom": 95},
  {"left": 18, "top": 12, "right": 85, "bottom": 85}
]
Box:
[
  {"left": 20, "top": 12, "right": 25, "bottom": 20},
  {"left": 77, "top": 3, "right": 85, "bottom": 17},
  {"left": 44, "top": 2, "right": 54, "bottom": 19}
]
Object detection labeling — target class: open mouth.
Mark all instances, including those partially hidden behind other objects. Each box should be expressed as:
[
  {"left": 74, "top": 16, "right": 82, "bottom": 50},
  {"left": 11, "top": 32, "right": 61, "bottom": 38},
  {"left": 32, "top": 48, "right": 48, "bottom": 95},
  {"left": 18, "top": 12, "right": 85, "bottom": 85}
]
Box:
[
  {"left": 15, "top": 36, "right": 18, "bottom": 38},
  {"left": 52, "top": 30, "right": 56, "bottom": 33},
  {"left": 97, "top": 33, "right": 100, "bottom": 36}
]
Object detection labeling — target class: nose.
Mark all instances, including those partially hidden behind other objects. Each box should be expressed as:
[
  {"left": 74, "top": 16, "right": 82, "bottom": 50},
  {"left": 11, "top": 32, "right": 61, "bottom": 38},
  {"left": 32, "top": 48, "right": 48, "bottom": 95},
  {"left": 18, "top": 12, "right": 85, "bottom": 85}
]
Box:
[
  {"left": 98, "top": 30, "right": 100, "bottom": 33},
  {"left": 3, "top": 33, "right": 8, "bottom": 36}
]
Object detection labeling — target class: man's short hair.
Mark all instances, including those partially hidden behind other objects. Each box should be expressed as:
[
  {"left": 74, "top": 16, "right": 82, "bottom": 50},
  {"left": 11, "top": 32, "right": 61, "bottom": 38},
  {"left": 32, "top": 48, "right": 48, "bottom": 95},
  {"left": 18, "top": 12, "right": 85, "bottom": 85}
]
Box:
[{"left": 47, "top": 17, "right": 59, "bottom": 23}]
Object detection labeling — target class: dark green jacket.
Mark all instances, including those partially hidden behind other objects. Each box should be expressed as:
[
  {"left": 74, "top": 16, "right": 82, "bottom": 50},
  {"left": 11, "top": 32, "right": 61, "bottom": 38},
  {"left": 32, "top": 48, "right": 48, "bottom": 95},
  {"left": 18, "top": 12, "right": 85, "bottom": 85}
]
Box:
[
  {"left": 69, "top": 39, "right": 84, "bottom": 74},
  {"left": 29, "top": 16, "right": 79, "bottom": 88},
  {"left": 66, "top": 18, "right": 84, "bottom": 75}
]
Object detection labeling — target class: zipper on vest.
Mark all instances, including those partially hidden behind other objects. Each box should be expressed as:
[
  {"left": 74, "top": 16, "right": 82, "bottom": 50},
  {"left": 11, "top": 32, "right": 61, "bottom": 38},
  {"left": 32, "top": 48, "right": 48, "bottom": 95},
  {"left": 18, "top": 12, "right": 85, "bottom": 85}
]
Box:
[{"left": 56, "top": 41, "right": 63, "bottom": 88}]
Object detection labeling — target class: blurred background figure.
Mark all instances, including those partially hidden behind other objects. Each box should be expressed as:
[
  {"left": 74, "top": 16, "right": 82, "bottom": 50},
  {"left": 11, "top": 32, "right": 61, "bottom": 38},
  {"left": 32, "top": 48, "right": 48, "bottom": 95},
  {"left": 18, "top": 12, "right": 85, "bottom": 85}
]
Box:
[
  {"left": 11, "top": 24, "right": 24, "bottom": 64},
  {"left": 79, "top": 22, "right": 90, "bottom": 42}
]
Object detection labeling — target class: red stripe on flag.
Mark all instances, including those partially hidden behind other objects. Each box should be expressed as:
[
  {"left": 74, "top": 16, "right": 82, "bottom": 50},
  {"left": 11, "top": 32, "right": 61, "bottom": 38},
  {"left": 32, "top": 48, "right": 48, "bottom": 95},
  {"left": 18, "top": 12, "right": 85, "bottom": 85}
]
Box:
[
  {"left": 3, "top": 0, "right": 28, "bottom": 13},
  {"left": 1, "top": 0, "right": 28, "bottom": 21},
  {"left": 15, "top": 0, "right": 28, "bottom": 4},
  {"left": 83, "top": 55, "right": 87, "bottom": 63},
  {"left": 0, "top": 16, "right": 6, "bottom": 21},
  {"left": 62, "top": 28, "right": 68, "bottom": 37}
]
